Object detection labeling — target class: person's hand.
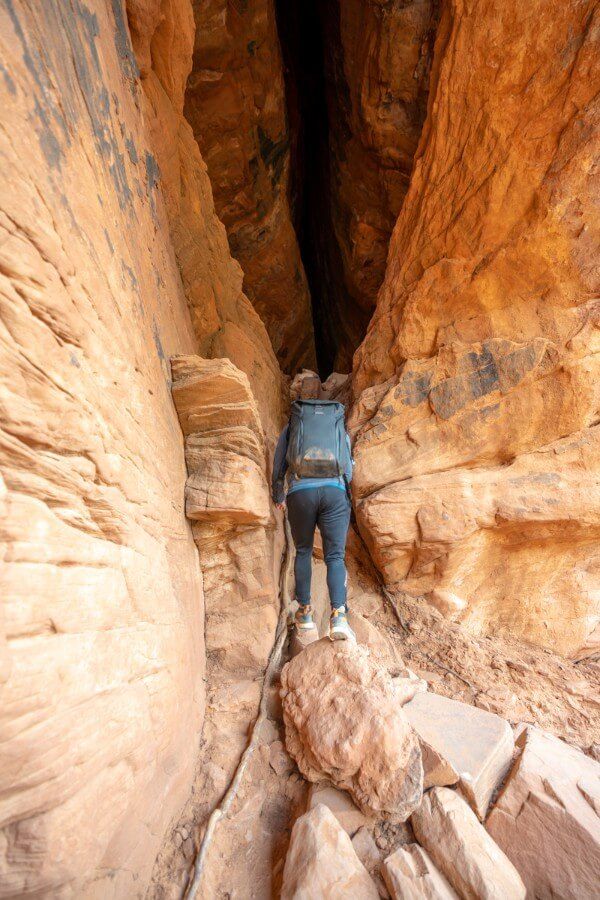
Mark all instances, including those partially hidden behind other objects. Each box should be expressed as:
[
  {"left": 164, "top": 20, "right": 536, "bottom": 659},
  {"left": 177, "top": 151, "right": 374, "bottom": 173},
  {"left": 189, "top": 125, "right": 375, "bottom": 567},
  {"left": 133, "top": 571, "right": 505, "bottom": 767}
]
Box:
[{"left": 275, "top": 501, "right": 286, "bottom": 511}]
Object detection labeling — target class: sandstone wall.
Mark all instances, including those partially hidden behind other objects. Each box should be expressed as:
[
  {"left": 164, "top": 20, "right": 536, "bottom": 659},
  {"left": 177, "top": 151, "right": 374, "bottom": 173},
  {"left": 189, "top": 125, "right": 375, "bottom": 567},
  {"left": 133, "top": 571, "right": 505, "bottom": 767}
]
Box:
[
  {"left": 320, "top": 0, "right": 439, "bottom": 369},
  {"left": 351, "top": 0, "right": 600, "bottom": 658},
  {"left": 169, "top": 357, "right": 284, "bottom": 847},
  {"left": 0, "top": 0, "right": 285, "bottom": 896},
  {"left": 184, "top": 0, "right": 316, "bottom": 373}
]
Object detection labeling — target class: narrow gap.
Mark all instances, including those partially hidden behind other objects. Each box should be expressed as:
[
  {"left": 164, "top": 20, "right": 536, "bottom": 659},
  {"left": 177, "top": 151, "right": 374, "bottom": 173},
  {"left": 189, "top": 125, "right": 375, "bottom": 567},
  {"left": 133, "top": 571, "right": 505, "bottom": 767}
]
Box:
[{"left": 275, "top": 0, "right": 343, "bottom": 379}]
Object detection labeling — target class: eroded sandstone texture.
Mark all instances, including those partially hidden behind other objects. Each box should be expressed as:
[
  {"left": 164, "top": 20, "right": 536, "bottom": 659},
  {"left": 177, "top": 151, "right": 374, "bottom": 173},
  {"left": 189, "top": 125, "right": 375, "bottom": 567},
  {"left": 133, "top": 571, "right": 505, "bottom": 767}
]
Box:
[
  {"left": 319, "top": 0, "right": 439, "bottom": 369},
  {"left": 351, "top": 0, "right": 600, "bottom": 658},
  {"left": 0, "top": 0, "right": 284, "bottom": 895},
  {"left": 184, "top": 0, "right": 316, "bottom": 373},
  {"left": 170, "top": 356, "right": 283, "bottom": 833}
]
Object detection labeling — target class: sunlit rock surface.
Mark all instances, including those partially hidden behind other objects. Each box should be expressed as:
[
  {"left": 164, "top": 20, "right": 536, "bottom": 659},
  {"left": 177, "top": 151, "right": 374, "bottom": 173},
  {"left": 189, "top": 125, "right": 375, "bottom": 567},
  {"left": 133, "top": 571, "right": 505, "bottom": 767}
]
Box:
[
  {"left": 0, "top": 0, "right": 284, "bottom": 895},
  {"left": 351, "top": 0, "right": 600, "bottom": 658}
]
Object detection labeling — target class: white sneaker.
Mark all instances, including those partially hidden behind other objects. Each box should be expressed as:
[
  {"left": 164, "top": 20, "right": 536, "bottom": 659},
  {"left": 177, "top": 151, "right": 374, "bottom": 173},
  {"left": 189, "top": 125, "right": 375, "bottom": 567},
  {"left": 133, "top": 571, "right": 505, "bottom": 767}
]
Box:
[{"left": 329, "top": 607, "right": 356, "bottom": 642}]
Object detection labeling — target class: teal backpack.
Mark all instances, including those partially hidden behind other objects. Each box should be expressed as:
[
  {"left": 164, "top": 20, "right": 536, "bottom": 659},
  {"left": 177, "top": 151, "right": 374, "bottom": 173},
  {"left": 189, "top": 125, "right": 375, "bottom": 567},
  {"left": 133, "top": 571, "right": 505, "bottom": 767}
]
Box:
[{"left": 286, "top": 400, "right": 350, "bottom": 479}]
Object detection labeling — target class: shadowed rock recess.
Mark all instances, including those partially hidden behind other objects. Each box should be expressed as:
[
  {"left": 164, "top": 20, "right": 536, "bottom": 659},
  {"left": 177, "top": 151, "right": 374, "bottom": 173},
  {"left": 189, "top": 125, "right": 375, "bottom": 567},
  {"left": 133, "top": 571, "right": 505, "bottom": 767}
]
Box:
[{"left": 1, "top": 0, "right": 599, "bottom": 898}]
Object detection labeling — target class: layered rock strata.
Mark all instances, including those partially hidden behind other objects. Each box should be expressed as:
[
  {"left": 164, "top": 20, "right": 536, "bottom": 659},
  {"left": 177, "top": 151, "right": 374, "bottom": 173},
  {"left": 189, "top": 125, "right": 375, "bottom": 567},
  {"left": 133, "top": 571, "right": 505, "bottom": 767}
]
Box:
[
  {"left": 0, "top": 2, "right": 204, "bottom": 894},
  {"left": 170, "top": 355, "right": 283, "bottom": 830},
  {"left": 0, "top": 0, "right": 285, "bottom": 896},
  {"left": 185, "top": 0, "right": 316, "bottom": 372},
  {"left": 351, "top": 0, "right": 600, "bottom": 658}
]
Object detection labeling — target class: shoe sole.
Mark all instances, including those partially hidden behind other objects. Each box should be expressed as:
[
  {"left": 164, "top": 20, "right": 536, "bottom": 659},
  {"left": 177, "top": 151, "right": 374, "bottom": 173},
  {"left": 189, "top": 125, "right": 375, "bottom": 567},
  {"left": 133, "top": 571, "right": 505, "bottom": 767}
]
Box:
[{"left": 330, "top": 628, "right": 356, "bottom": 642}]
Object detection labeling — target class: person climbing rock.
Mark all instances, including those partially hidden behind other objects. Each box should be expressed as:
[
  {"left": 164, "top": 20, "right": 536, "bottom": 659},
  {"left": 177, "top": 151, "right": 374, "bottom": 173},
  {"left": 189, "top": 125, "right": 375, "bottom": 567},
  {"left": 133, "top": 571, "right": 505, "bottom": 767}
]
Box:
[{"left": 272, "top": 374, "right": 355, "bottom": 642}]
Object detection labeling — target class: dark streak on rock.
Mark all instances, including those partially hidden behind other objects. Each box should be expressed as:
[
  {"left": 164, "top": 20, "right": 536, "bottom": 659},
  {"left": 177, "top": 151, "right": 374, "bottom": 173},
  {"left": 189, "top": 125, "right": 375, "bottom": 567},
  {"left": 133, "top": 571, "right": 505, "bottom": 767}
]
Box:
[
  {"left": 152, "top": 319, "right": 166, "bottom": 362},
  {"left": 110, "top": 0, "right": 140, "bottom": 83},
  {"left": 257, "top": 125, "right": 288, "bottom": 187},
  {"left": 394, "top": 370, "right": 433, "bottom": 407},
  {"left": 125, "top": 135, "right": 139, "bottom": 164},
  {"left": 0, "top": 59, "right": 16, "bottom": 94},
  {"left": 145, "top": 152, "right": 160, "bottom": 219},
  {"left": 5, "top": 0, "right": 69, "bottom": 168}
]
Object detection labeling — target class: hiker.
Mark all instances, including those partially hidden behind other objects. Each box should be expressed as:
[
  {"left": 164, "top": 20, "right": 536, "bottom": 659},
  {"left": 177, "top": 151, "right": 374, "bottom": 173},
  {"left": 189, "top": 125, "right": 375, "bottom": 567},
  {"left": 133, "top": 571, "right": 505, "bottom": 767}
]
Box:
[{"left": 271, "top": 374, "right": 355, "bottom": 642}]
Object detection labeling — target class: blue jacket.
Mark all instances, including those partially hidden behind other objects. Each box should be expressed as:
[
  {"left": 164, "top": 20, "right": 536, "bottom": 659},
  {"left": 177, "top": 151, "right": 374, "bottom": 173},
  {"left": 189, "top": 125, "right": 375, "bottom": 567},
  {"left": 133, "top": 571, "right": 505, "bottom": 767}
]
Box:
[{"left": 271, "top": 424, "right": 353, "bottom": 504}]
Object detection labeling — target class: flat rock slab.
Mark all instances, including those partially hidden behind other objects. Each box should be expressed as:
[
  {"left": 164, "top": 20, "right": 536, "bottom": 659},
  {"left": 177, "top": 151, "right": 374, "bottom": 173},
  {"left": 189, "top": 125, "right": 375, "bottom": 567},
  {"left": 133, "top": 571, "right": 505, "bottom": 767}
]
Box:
[
  {"left": 382, "top": 843, "right": 459, "bottom": 900},
  {"left": 486, "top": 725, "right": 600, "bottom": 899},
  {"left": 412, "top": 787, "right": 526, "bottom": 900},
  {"left": 281, "top": 804, "right": 379, "bottom": 899},
  {"left": 404, "top": 691, "right": 513, "bottom": 818}
]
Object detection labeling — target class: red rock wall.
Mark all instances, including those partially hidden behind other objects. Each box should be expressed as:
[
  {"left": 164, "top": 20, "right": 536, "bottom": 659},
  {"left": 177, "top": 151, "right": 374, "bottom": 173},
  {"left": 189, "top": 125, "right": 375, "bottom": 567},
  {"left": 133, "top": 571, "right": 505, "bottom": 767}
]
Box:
[
  {"left": 321, "top": 0, "right": 439, "bottom": 369},
  {"left": 184, "top": 0, "right": 316, "bottom": 373},
  {"left": 0, "top": 0, "right": 285, "bottom": 895},
  {"left": 351, "top": 0, "right": 600, "bottom": 658}
]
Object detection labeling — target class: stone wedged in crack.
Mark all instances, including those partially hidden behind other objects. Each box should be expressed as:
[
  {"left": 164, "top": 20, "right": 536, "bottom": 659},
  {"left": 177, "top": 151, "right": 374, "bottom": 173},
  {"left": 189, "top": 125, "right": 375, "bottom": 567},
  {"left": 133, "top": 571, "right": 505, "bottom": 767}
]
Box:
[
  {"left": 280, "top": 639, "right": 423, "bottom": 822},
  {"left": 281, "top": 804, "right": 379, "bottom": 899}
]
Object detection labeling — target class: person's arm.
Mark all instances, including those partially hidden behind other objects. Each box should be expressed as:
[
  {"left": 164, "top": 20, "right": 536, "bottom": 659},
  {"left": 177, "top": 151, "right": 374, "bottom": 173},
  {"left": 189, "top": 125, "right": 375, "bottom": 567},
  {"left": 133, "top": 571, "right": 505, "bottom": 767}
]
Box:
[
  {"left": 271, "top": 426, "right": 289, "bottom": 504},
  {"left": 344, "top": 432, "right": 353, "bottom": 483}
]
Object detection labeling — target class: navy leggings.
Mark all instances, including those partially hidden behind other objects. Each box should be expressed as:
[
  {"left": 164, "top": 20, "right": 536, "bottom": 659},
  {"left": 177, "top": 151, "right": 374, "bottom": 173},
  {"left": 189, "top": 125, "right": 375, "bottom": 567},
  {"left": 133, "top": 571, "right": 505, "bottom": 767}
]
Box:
[{"left": 287, "top": 485, "right": 351, "bottom": 609}]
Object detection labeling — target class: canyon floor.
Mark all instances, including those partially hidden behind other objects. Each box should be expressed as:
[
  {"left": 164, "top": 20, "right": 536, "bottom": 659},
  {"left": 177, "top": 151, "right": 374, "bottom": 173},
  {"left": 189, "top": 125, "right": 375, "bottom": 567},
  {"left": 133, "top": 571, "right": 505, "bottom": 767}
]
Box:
[{"left": 148, "top": 529, "right": 600, "bottom": 898}]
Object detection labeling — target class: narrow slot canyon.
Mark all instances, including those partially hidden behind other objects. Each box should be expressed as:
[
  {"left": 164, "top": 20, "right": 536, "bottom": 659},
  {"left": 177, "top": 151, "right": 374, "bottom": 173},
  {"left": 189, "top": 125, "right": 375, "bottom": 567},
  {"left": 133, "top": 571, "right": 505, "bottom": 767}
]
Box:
[
  {"left": 1, "top": 1, "right": 599, "bottom": 899},
  {"left": 275, "top": 0, "right": 341, "bottom": 377}
]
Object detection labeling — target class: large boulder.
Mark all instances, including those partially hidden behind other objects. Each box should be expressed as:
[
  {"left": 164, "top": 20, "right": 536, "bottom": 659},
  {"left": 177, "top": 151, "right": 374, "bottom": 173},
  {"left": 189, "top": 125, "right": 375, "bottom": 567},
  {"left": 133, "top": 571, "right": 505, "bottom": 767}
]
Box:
[
  {"left": 486, "top": 726, "right": 600, "bottom": 899},
  {"left": 280, "top": 640, "right": 423, "bottom": 821},
  {"left": 404, "top": 691, "right": 514, "bottom": 817},
  {"left": 281, "top": 804, "right": 379, "bottom": 899},
  {"left": 412, "top": 787, "right": 526, "bottom": 900}
]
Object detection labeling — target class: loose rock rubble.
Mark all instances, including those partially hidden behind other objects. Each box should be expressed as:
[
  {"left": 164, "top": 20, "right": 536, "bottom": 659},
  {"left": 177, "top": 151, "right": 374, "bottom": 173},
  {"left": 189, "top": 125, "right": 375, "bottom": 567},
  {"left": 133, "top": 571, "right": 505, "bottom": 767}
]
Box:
[
  {"left": 281, "top": 804, "right": 379, "bottom": 899},
  {"left": 278, "top": 632, "right": 600, "bottom": 900},
  {"left": 487, "top": 726, "right": 600, "bottom": 898},
  {"left": 382, "top": 844, "right": 458, "bottom": 900}
]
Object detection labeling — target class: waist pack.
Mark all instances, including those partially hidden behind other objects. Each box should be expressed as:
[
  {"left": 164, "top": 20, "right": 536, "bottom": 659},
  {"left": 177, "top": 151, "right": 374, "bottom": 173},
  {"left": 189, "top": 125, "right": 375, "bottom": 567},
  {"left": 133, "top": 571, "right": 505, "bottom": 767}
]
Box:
[{"left": 286, "top": 400, "right": 350, "bottom": 479}]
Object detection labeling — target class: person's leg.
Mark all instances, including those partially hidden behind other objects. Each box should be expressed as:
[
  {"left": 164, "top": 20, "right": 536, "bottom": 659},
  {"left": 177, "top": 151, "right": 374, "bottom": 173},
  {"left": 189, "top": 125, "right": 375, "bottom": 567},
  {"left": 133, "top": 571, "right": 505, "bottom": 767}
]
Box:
[
  {"left": 286, "top": 488, "right": 319, "bottom": 606},
  {"left": 318, "top": 486, "right": 351, "bottom": 609}
]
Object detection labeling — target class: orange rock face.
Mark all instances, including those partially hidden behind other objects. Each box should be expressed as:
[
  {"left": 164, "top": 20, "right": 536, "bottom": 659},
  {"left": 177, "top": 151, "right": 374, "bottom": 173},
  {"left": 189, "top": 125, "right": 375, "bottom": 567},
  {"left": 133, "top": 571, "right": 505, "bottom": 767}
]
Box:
[
  {"left": 0, "top": 0, "right": 284, "bottom": 896},
  {"left": 351, "top": 0, "right": 600, "bottom": 658},
  {"left": 321, "top": 0, "right": 439, "bottom": 369},
  {"left": 184, "top": 0, "right": 316, "bottom": 373}
]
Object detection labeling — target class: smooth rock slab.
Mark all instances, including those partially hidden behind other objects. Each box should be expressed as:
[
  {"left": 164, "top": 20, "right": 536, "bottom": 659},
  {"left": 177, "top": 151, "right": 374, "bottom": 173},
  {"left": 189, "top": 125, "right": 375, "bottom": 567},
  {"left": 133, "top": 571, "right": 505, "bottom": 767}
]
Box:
[
  {"left": 412, "top": 787, "right": 526, "bottom": 900},
  {"left": 281, "top": 639, "right": 423, "bottom": 821},
  {"left": 382, "top": 844, "right": 458, "bottom": 900},
  {"left": 281, "top": 804, "right": 379, "bottom": 899},
  {"left": 404, "top": 691, "right": 513, "bottom": 817},
  {"left": 486, "top": 725, "right": 600, "bottom": 899}
]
